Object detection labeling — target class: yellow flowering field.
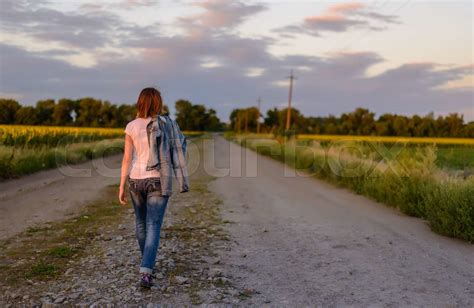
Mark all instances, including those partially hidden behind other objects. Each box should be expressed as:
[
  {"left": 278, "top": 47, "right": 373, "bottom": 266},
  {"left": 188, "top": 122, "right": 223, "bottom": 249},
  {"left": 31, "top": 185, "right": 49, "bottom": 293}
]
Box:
[
  {"left": 0, "top": 125, "right": 124, "bottom": 147},
  {"left": 0, "top": 125, "right": 203, "bottom": 148},
  {"left": 297, "top": 134, "right": 474, "bottom": 145}
]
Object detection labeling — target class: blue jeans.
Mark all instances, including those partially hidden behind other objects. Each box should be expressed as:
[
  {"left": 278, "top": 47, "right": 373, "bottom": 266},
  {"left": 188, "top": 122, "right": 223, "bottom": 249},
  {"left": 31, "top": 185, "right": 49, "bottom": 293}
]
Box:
[{"left": 128, "top": 177, "right": 169, "bottom": 274}]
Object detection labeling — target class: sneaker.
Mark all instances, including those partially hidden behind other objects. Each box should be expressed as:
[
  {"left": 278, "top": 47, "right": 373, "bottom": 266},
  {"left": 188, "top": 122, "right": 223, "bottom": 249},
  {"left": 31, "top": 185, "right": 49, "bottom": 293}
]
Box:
[{"left": 140, "top": 273, "right": 154, "bottom": 288}]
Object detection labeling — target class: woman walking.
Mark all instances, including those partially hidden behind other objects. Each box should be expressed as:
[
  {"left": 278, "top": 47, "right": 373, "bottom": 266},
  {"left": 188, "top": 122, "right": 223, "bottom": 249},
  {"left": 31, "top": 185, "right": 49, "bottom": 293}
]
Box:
[{"left": 119, "top": 87, "right": 189, "bottom": 288}]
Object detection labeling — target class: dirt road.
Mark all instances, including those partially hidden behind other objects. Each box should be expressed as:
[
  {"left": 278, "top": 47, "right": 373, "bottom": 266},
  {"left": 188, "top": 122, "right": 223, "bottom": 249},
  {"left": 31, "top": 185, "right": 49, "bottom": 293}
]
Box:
[
  {"left": 0, "top": 155, "right": 122, "bottom": 240},
  {"left": 1, "top": 135, "right": 473, "bottom": 306},
  {"left": 209, "top": 135, "right": 474, "bottom": 306}
]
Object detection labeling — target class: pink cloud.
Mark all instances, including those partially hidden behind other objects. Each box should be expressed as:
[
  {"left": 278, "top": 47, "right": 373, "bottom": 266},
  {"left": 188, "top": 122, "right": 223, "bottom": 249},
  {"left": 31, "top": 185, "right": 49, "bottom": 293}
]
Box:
[
  {"left": 124, "top": 0, "right": 157, "bottom": 6},
  {"left": 178, "top": 0, "right": 266, "bottom": 31},
  {"left": 275, "top": 1, "right": 398, "bottom": 37},
  {"left": 327, "top": 2, "right": 365, "bottom": 14}
]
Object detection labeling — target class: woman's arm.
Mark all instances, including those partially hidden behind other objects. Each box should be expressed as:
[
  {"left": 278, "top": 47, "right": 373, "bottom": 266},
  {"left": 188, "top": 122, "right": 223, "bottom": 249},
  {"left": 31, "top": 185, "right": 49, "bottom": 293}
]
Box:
[{"left": 119, "top": 134, "right": 133, "bottom": 205}]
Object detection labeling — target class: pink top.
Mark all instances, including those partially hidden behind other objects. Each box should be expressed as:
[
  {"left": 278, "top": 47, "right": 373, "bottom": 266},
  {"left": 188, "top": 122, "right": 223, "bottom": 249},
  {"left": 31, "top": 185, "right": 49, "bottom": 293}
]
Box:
[{"left": 124, "top": 117, "right": 165, "bottom": 179}]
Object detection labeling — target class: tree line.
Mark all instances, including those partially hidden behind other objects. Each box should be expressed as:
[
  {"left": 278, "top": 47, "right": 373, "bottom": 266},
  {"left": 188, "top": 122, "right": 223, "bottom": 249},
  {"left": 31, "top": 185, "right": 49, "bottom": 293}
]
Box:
[
  {"left": 0, "top": 98, "right": 139, "bottom": 127},
  {"left": 0, "top": 98, "right": 223, "bottom": 131},
  {"left": 230, "top": 107, "right": 474, "bottom": 138},
  {"left": 2, "top": 97, "right": 472, "bottom": 137},
  {"left": 175, "top": 99, "right": 224, "bottom": 131}
]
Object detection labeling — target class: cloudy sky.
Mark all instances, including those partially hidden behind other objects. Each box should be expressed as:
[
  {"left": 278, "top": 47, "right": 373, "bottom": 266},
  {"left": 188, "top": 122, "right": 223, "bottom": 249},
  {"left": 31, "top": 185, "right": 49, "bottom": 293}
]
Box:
[{"left": 0, "top": 0, "right": 473, "bottom": 122}]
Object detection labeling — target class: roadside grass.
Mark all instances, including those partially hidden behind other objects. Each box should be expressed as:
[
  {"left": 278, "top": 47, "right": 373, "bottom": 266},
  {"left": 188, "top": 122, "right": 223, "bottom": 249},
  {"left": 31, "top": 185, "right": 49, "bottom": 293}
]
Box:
[
  {"left": 26, "top": 226, "right": 51, "bottom": 234},
  {"left": 0, "top": 138, "right": 124, "bottom": 179},
  {"left": 0, "top": 185, "right": 127, "bottom": 286},
  {"left": 0, "top": 131, "right": 203, "bottom": 180},
  {"left": 27, "top": 263, "right": 59, "bottom": 278},
  {"left": 228, "top": 134, "right": 474, "bottom": 243},
  {"left": 47, "top": 247, "right": 78, "bottom": 258},
  {"left": 299, "top": 139, "right": 474, "bottom": 174},
  {"left": 435, "top": 146, "right": 474, "bottom": 170},
  {"left": 228, "top": 132, "right": 474, "bottom": 171},
  {"left": 425, "top": 180, "right": 474, "bottom": 241}
]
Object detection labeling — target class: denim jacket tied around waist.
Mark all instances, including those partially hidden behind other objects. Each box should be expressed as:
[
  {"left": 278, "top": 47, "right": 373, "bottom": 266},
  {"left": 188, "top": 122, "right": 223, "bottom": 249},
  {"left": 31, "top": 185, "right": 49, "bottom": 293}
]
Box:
[{"left": 145, "top": 115, "right": 189, "bottom": 196}]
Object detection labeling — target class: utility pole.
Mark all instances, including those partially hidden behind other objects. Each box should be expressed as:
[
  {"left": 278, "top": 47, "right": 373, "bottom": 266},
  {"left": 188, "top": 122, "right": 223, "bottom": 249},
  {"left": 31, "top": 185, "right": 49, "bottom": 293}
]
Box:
[
  {"left": 285, "top": 70, "right": 296, "bottom": 131},
  {"left": 257, "top": 97, "right": 262, "bottom": 134}
]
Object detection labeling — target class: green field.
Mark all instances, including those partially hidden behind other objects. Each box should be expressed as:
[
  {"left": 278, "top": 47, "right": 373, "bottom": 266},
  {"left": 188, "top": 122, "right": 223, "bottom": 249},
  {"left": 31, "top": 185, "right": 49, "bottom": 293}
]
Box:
[
  {"left": 435, "top": 146, "right": 474, "bottom": 170},
  {"left": 0, "top": 139, "right": 124, "bottom": 179},
  {"left": 227, "top": 133, "right": 474, "bottom": 242},
  {"left": 0, "top": 125, "right": 201, "bottom": 179},
  {"left": 237, "top": 133, "right": 474, "bottom": 171},
  {"left": 295, "top": 139, "right": 474, "bottom": 171}
]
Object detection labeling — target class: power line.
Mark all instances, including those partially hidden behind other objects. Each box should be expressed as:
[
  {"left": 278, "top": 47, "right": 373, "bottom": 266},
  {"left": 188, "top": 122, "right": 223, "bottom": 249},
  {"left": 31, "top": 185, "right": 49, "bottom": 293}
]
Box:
[
  {"left": 335, "top": 0, "right": 392, "bottom": 52},
  {"left": 337, "top": 0, "right": 412, "bottom": 52}
]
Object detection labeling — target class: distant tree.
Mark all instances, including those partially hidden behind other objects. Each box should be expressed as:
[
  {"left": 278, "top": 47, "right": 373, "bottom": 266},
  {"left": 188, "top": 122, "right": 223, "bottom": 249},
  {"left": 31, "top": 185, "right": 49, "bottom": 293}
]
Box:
[
  {"left": 463, "top": 122, "right": 474, "bottom": 138},
  {"left": 276, "top": 107, "right": 304, "bottom": 132},
  {"left": 408, "top": 114, "right": 422, "bottom": 136},
  {"left": 161, "top": 104, "right": 170, "bottom": 116},
  {"left": 444, "top": 113, "right": 464, "bottom": 137},
  {"left": 263, "top": 108, "right": 279, "bottom": 132},
  {"left": 175, "top": 100, "right": 193, "bottom": 130},
  {"left": 96, "top": 101, "right": 116, "bottom": 127},
  {"left": 0, "top": 99, "right": 21, "bottom": 124},
  {"left": 35, "top": 99, "right": 56, "bottom": 125},
  {"left": 376, "top": 114, "right": 394, "bottom": 136},
  {"left": 175, "top": 99, "right": 223, "bottom": 131},
  {"left": 229, "top": 109, "right": 240, "bottom": 132},
  {"left": 229, "top": 107, "right": 259, "bottom": 133},
  {"left": 392, "top": 115, "right": 410, "bottom": 136},
  {"left": 15, "top": 106, "right": 38, "bottom": 125},
  {"left": 340, "top": 108, "right": 375, "bottom": 135},
  {"left": 3, "top": 96, "right": 473, "bottom": 137},
  {"left": 323, "top": 115, "right": 340, "bottom": 134},
  {"left": 304, "top": 117, "right": 324, "bottom": 134},
  {"left": 256, "top": 107, "right": 474, "bottom": 137},
  {"left": 189, "top": 104, "right": 208, "bottom": 131},
  {"left": 75, "top": 98, "right": 102, "bottom": 127},
  {"left": 52, "top": 99, "right": 75, "bottom": 126},
  {"left": 116, "top": 104, "right": 136, "bottom": 127},
  {"left": 412, "top": 113, "right": 436, "bottom": 137},
  {"left": 207, "top": 108, "right": 223, "bottom": 131}
]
